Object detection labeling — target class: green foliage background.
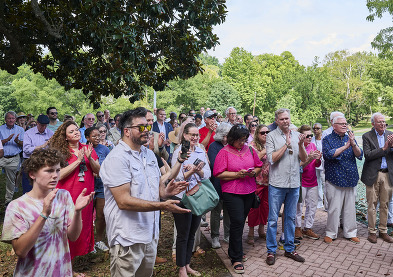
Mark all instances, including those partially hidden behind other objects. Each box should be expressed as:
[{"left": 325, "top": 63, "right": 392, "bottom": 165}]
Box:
[{"left": 0, "top": 50, "right": 392, "bottom": 126}]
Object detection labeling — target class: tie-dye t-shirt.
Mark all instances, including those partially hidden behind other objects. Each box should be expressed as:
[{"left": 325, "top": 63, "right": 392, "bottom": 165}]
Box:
[{"left": 1, "top": 189, "right": 75, "bottom": 277}]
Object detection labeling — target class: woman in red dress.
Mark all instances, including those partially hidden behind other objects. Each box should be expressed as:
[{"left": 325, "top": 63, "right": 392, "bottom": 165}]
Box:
[{"left": 50, "top": 121, "right": 100, "bottom": 260}]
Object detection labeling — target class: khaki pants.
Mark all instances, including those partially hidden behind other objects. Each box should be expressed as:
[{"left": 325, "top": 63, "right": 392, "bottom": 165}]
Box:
[
  {"left": 109, "top": 238, "right": 158, "bottom": 277},
  {"left": 325, "top": 181, "right": 357, "bottom": 239},
  {"left": 366, "top": 172, "right": 392, "bottom": 234},
  {"left": 0, "top": 155, "right": 20, "bottom": 204}
]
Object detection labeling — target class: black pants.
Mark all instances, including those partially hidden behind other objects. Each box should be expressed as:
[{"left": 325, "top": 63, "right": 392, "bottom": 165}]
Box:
[
  {"left": 223, "top": 192, "right": 254, "bottom": 264},
  {"left": 172, "top": 211, "right": 202, "bottom": 267}
]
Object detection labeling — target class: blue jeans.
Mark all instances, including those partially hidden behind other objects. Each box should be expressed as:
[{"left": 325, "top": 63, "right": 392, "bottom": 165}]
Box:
[{"left": 266, "top": 185, "right": 299, "bottom": 254}]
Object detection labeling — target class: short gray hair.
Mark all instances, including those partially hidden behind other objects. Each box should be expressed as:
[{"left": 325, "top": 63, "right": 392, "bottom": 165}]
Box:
[
  {"left": 330, "top": 111, "right": 344, "bottom": 121},
  {"left": 332, "top": 115, "right": 346, "bottom": 124},
  {"left": 225, "top": 107, "right": 236, "bottom": 115},
  {"left": 5, "top": 111, "right": 16, "bottom": 120},
  {"left": 275, "top": 108, "right": 290, "bottom": 120},
  {"left": 213, "top": 123, "right": 232, "bottom": 142},
  {"left": 371, "top": 112, "right": 385, "bottom": 124},
  {"left": 313, "top": 122, "right": 322, "bottom": 129}
]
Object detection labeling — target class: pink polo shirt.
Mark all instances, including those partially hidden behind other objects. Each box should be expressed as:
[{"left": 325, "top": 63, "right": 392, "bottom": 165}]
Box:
[
  {"left": 213, "top": 144, "right": 263, "bottom": 194},
  {"left": 302, "top": 143, "right": 321, "bottom": 188}
]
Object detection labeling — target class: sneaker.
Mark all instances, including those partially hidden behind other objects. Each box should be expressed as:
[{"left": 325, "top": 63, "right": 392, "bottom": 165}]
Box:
[
  {"left": 295, "top": 227, "right": 303, "bottom": 240},
  {"left": 211, "top": 237, "right": 221, "bottom": 249},
  {"left": 266, "top": 253, "right": 276, "bottom": 266},
  {"left": 90, "top": 247, "right": 97, "bottom": 254},
  {"left": 303, "top": 228, "right": 320, "bottom": 240},
  {"left": 223, "top": 235, "right": 229, "bottom": 243},
  {"left": 284, "top": 251, "right": 305, "bottom": 263},
  {"left": 324, "top": 236, "right": 333, "bottom": 244},
  {"left": 95, "top": 241, "right": 109, "bottom": 252}
]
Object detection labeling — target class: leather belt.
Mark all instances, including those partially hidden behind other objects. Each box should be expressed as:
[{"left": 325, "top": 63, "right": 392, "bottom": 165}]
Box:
[
  {"left": 3, "top": 154, "right": 18, "bottom": 159},
  {"left": 379, "top": 168, "right": 389, "bottom": 173}
]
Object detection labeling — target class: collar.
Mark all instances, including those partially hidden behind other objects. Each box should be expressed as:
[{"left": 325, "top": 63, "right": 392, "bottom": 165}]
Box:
[
  {"left": 119, "top": 140, "right": 147, "bottom": 155},
  {"left": 5, "top": 124, "right": 15, "bottom": 130},
  {"left": 332, "top": 130, "right": 346, "bottom": 138},
  {"left": 374, "top": 128, "right": 385, "bottom": 137},
  {"left": 34, "top": 127, "right": 47, "bottom": 135}
]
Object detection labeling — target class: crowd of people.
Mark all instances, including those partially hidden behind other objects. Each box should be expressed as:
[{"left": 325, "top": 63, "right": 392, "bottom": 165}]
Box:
[{"left": 0, "top": 105, "right": 392, "bottom": 276}]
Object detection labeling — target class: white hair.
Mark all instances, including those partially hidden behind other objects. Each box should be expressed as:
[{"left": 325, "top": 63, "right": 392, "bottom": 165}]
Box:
[
  {"left": 313, "top": 122, "right": 322, "bottom": 129},
  {"left": 332, "top": 115, "right": 346, "bottom": 124},
  {"left": 371, "top": 112, "right": 385, "bottom": 124},
  {"left": 275, "top": 108, "right": 290, "bottom": 120},
  {"left": 330, "top": 111, "right": 344, "bottom": 122},
  {"left": 225, "top": 107, "right": 237, "bottom": 115},
  {"left": 213, "top": 122, "right": 232, "bottom": 142}
]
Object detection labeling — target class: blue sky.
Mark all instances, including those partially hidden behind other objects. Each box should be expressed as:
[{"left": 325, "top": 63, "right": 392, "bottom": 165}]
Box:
[{"left": 207, "top": 0, "right": 393, "bottom": 66}]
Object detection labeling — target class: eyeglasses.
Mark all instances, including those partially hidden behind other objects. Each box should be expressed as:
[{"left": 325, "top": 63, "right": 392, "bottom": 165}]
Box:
[
  {"left": 50, "top": 112, "right": 58, "bottom": 115},
  {"left": 250, "top": 124, "right": 257, "bottom": 128},
  {"left": 86, "top": 118, "right": 95, "bottom": 121},
  {"left": 236, "top": 124, "right": 247, "bottom": 129},
  {"left": 260, "top": 131, "right": 270, "bottom": 135},
  {"left": 334, "top": 123, "right": 347, "bottom": 126},
  {"left": 99, "top": 130, "right": 107, "bottom": 133},
  {"left": 190, "top": 113, "right": 196, "bottom": 116},
  {"left": 125, "top": 125, "right": 152, "bottom": 132},
  {"left": 306, "top": 134, "right": 314, "bottom": 138},
  {"left": 97, "top": 115, "right": 104, "bottom": 118}
]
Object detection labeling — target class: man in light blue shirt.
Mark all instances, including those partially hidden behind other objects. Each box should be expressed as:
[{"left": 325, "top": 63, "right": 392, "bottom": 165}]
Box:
[
  {"left": 79, "top": 113, "right": 95, "bottom": 144},
  {"left": 0, "top": 111, "right": 24, "bottom": 206}
]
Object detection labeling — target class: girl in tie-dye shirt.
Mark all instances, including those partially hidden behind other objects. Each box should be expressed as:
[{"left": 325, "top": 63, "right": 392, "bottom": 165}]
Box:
[{"left": 1, "top": 148, "right": 94, "bottom": 277}]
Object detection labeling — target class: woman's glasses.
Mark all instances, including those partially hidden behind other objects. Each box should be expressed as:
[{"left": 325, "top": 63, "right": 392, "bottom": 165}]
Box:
[
  {"left": 259, "top": 131, "right": 270, "bottom": 135},
  {"left": 306, "top": 134, "right": 314, "bottom": 138}
]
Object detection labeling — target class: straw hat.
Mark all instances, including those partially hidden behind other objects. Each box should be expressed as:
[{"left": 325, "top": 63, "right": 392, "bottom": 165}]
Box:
[
  {"left": 17, "top": 112, "right": 26, "bottom": 118},
  {"left": 168, "top": 127, "right": 181, "bottom": 144}
]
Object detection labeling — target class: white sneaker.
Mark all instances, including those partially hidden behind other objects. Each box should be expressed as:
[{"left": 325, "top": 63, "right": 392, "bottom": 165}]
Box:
[
  {"left": 223, "top": 236, "right": 229, "bottom": 243},
  {"left": 211, "top": 237, "right": 221, "bottom": 249},
  {"left": 95, "top": 241, "right": 109, "bottom": 252}
]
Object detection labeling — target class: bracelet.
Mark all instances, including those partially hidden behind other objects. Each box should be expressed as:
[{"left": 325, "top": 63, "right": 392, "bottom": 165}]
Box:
[
  {"left": 40, "top": 213, "right": 48, "bottom": 220},
  {"left": 177, "top": 158, "right": 184, "bottom": 164}
]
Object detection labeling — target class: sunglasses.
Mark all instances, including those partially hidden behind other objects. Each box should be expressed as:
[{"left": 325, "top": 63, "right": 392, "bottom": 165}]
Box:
[
  {"left": 50, "top": 112, "right": 58, "bottom": 115},
  {"left": 99, "top": 130, "right": 107, "bottom": 133},
  {"left": 260, "top": 131, "right": 270, "bottom": 135},
  {"left": 97, "top": 115, "right": 104, "bottom": 118},
  {"left": 313, "top": 127, "right": 321, "bottom": 130},
  {"left": 250, "top": 124, "right": 257, "bottom": 128},
  {"left": 125, "top": 125, "right": 152, "bottom": 132},
  {"left": 306, "top": 134, "right": 314, "bottom": 138}
]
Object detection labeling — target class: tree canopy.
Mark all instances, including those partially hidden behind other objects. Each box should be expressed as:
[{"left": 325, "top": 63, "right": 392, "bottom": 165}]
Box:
[{"left": 0, "top": 0, "right": 227, "bottom": 102}]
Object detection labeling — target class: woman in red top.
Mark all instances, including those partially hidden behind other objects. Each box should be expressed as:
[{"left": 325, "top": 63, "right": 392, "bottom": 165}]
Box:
[
  {"left": 247, "top": 124, "right": 270, "bottom": 245},
  {"left": 50, "top": 121, "right": 100, "bottom": 261}
]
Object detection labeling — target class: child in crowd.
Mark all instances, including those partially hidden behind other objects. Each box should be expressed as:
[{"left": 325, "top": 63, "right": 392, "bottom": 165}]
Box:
[{"left": 1, "top": 148, "right": 94, "bottom": 277}]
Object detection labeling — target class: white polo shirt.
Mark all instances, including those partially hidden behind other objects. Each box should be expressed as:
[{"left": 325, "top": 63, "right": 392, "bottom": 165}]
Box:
[{"left": 101, "top": 140, "right": 161, "bottom": 247}]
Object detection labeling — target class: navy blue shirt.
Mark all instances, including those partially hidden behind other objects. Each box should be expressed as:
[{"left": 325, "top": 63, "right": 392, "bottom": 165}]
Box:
[
  {"left": 322, "top": 131, "right": 363, "bottom": 187},
  {"left": 207, "top": 141, "right": 224, "bottom": 198}
]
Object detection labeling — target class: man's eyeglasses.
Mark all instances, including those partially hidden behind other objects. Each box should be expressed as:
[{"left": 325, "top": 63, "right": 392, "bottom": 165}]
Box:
[
  {"left": 334, "top": 123, "right": 347, "bottom": 126},
  {"left": 260, "top": 131, "right": 270, "bottom": 135},
  {"left": 97, "top": 115, "right": 104, "bottom": 118},
  {"left": 306, "top": 134, "right": 314, "bottom": 138},
  {"left": 50, "top": 112, "right": 58, "bottom": 115},
  {"left": 125, "top": 125, "right": 152, "bottom": 132}
]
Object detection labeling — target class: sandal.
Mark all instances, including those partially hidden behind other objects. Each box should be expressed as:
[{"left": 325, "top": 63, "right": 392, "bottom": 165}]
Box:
[
  {"left": 242, "top": 255, "right": 248, "bottom": 262},
  {"left": 193, "top": 247, "right": 205, "bottom": 258},
  {"left": 233, "top": 263, "right": 245, "bottom": 274},
  {"left": 246, "top": 235, "right": 254, "bottom": 246}
]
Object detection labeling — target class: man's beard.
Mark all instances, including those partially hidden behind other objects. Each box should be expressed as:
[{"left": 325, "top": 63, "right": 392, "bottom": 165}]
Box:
[{"left": 132, "top": 134, "right": 149, "bottom": 146}]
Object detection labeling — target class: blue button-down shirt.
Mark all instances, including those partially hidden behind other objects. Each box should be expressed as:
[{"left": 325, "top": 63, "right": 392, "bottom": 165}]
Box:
[
  {"left": 0, "top": 124, "right": 24, "bottom": 156},
  {"left": 375, "top": 129, "right": 388, "bottom": 169},
  {"left": 23, "top": 126, "right": 54, "bottom": 158},
  {"left": 79, "top": 126, "right": 87, "bottom": 143},
  {"left": 322, "top": 131, "right": 363, "bottom": 187}
]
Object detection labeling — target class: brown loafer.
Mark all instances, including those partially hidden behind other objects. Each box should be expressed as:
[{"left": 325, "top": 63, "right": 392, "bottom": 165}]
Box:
[
  {"left": 347, "top": 237, "right": 360, "bottom": 244},
  {"left": 380, "top": 233, "right": 393, "bottom": 243},
  {"left": 367, "top": 233, "right": 377, "bottom": 244},
  {"left": 284, "top": 251, "right": 305, "bottom": 263},
  {"left": 324, "top": 236, "right": 333, "bottom": 244}
]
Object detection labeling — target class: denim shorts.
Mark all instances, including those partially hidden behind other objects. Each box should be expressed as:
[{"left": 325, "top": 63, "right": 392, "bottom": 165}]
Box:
[{"left": 94, "top": 177, "right": 104, "bottom": 199}]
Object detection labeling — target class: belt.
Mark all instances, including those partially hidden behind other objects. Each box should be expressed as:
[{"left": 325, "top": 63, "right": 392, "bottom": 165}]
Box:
[
  {"left": 379, "top": 168, "right": 389, "bottom": 173},
  {"left": 3, "top": 154, "right": 18, "bottom": 159}
]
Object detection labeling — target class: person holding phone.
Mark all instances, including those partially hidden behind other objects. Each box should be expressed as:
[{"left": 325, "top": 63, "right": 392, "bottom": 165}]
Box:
[
  {"left": 214, "top": 124, "right": 263, "bottom": 274},
  {"left": 171, "top": 123, "right": 211, "bottom": 277}
]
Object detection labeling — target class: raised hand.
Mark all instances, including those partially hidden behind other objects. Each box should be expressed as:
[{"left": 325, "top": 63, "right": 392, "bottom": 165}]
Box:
[
  {"left": 158, "top": 132, "right": 165, "bottom": 147},
  {"left": 74, "top": 188, "right": 95, "bottom": 212},
  {"left": 13, "top": 134, "right": 19, "bottom": 143},
  {"left": 298, "top": 133, "right": 306, "bottom": 145},
  {"left": 165, "top": 180, "right": 188, "bottom": 196},
  {"left": 6, "top": 134, "right": 14, "bottom": 142},
  {"left": 85, "top": 143, "right": 93, "bottom": 159},
  {"left": 77, "top": 148, "right": 85, "bottom": 162},
  {"left": 42, "top": 188, "right": 59, "bottom": 217}
]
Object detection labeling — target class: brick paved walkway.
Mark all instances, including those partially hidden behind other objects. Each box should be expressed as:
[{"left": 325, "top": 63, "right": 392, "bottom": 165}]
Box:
[{"left": 202, "top": 208, "right": 393, "bottom": 276}]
